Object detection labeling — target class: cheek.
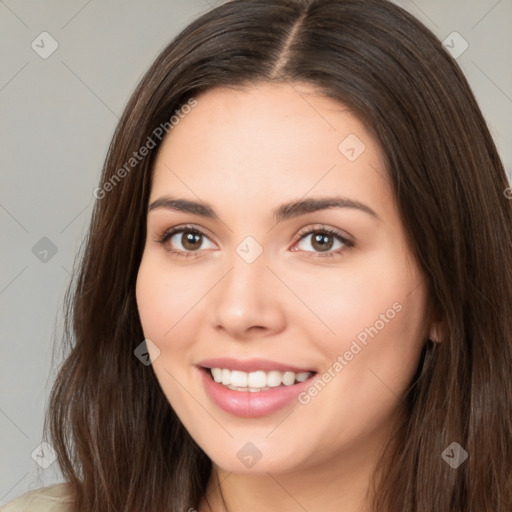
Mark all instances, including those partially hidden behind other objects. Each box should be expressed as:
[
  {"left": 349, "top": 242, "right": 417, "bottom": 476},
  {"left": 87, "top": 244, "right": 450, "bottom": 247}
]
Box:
[
  {"left": 135, "top": 255, "right": 202, "bottom": 409},
  {"left": 135, "top": 254, "right": 205, "bottom": 343},
  {"left": 294, "top": 275, "right": 427, "bottom": 451},
  {"left": 306, "top": 246, "right": 428, "bottom": 385},
  {"left": 136, "top": 261, "right": 172, "bottom": 341},
  {"left": 296, "top": 251, "right": 415, "bottom": 344}
]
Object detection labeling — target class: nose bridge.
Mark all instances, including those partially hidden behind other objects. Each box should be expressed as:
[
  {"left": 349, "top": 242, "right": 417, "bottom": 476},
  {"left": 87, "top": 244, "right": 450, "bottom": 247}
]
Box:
[
  {"left": 224, "top": 254, "right": 263, "bottom": 301},
  {"left": 210, "top": 241, "right": 286, "bottom": 337}
]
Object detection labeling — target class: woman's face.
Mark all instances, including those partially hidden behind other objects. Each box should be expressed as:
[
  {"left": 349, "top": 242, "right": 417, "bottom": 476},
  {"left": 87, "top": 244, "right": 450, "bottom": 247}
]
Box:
[{"left": 136, "top": 82, "right": 432, "bottom": 475}]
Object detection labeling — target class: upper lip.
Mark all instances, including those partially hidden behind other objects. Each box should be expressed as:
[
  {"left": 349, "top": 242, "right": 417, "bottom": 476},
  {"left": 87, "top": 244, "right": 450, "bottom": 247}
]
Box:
[{"left": 198, "top": 357, "right": 316, "bottom": 374}]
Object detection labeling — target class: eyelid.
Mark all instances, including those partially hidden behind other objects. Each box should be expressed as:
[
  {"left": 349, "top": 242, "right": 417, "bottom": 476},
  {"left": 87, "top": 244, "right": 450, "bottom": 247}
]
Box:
[{"left": 295, "top": 224, "right": 354, "bottom": 246}]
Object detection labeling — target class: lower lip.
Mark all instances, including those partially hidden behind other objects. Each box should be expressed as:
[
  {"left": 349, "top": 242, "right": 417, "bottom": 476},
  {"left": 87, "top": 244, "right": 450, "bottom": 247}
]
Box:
[{"left": 199, "top": 367, "right": 317, "bottom": 418}]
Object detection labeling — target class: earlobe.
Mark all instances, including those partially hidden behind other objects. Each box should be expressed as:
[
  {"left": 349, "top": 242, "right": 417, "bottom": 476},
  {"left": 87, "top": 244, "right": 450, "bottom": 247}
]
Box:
[{"left": 428, "top": 322, "right": 443, "bottom": 343}]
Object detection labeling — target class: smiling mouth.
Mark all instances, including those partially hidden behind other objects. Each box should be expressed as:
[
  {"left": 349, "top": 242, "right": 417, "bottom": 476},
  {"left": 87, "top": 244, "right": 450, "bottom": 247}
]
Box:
[{"left": 203, "top": 367, "right": 317, "bottom": 392}]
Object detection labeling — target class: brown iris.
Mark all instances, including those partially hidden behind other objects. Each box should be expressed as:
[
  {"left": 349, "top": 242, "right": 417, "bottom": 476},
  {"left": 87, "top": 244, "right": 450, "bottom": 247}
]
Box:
[
  {"left": 181, "top": 231, "right": 202, "bottom": 251},
  {"left": 310, "top": 233, "right": 334, "bottom": 252}
]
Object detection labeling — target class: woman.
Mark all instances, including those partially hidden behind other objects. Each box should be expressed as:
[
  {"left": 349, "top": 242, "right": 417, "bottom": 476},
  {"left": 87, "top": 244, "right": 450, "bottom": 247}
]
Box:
[{"left": 4, "top": 0, "right": 511, "bottom": 510}]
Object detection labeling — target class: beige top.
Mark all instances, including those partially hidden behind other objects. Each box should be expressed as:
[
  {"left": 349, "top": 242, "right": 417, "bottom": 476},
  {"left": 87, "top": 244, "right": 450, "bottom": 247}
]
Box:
[{"left": 0, "top": 484, "right": 74, "bottom": 512}]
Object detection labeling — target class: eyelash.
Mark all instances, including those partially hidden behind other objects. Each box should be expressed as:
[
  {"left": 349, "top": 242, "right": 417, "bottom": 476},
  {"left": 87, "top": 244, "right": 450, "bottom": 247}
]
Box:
[{"left": 155, "top": 224, "right": 354, "bottom": 260}]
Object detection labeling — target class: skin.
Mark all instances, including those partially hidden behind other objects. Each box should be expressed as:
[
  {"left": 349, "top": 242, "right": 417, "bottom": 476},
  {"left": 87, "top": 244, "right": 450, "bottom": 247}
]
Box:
[{"left": 135, "top": 82, "right": 440, "bottom": 512}]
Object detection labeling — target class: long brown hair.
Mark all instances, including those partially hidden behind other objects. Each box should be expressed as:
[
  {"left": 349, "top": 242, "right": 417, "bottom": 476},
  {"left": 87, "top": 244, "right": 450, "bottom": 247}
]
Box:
[{"left": 44, "top": 0, "right": 512, "bottom": 510}]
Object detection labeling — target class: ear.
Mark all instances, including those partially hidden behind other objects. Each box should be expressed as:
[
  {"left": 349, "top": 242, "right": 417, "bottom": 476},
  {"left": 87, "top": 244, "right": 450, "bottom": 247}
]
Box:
[{"left": 428, "top": 321, "right": 443, "bottom": 343}]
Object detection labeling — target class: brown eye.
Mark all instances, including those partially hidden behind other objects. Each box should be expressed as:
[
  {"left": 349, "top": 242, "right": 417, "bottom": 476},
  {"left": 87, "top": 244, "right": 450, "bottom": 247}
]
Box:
[
  {"left": 294, "top": 227, "right": 354, "bottom": 258},
  {"left": 158, "top": 225, "right": 216, "bottom": 257}
]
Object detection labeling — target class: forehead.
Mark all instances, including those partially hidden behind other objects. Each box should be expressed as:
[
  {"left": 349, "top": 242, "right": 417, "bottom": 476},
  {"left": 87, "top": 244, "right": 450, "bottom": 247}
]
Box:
[{"left": 149, "top": 82, "right": 394, "bottom": 220}]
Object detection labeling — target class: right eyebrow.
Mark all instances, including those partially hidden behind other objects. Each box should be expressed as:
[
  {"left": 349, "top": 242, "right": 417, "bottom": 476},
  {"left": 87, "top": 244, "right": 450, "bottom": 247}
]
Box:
[{"left": 148, "top": 197, "right": 217, "bottom": 218}]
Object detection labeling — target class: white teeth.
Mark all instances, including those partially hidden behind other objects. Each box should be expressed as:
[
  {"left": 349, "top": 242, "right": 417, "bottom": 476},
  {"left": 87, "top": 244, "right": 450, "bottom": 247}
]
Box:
[
  {"left": 230, "top": 370, "right": 248, "bottom": 387},
  {"left": 211, "top": 368, "right": 223, "bottom": 382},
  {"left": 282, "top": 371, "right": 295, "bottom": 386},
  {"left": 266, "top": 371, "right": 282, "bottom": 387},
  {"left": 248, "top": 371, "right": 266, "bottom": 388},
  {"left": 208, "top": 367, "right": 314, "bottom": 391}
]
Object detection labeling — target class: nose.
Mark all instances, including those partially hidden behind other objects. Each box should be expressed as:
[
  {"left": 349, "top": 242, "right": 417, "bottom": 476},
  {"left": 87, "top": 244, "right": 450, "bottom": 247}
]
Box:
[{"left": 210, "top": 248, "right": 287, "bottom": 340}]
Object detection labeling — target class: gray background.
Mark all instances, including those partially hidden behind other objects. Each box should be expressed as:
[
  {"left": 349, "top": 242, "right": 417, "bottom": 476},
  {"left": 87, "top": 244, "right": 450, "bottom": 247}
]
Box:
[{"left": 1, "top": 0, "right": 511, "bottom": 504}]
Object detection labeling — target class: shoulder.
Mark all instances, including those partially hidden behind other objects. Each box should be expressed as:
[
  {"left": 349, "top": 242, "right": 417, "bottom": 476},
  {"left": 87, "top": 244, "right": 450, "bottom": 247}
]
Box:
[{"left": 1, "top": 483, "right": 75, "bottom": 512}]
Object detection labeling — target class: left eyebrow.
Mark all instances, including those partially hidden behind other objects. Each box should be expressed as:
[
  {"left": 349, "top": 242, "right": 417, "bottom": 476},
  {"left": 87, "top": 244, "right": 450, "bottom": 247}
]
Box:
[
  {"left": 272, "top": 196, "right": 380, "bottom": 223},
  {"left": 147, "top": 195, "right": 381, "bottom": 223}
]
